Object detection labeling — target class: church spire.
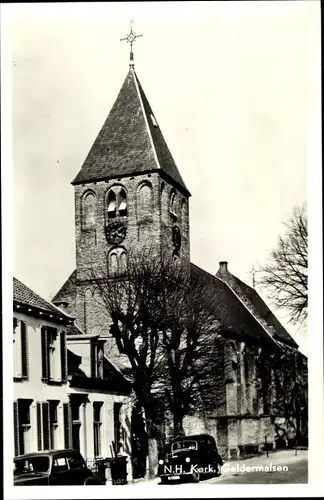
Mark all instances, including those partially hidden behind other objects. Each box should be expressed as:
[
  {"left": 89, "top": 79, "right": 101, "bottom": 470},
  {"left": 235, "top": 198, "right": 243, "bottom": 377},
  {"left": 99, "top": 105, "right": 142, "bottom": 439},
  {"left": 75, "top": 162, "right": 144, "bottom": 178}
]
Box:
[{"left": 120, "top": 19, "right": 143, "bottom": 68}]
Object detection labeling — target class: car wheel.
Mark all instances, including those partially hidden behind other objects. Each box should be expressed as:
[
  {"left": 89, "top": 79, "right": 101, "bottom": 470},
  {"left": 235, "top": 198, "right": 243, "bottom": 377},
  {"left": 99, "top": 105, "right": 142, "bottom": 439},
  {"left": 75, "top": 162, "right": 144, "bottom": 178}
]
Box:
[{"left": 192, "top": 470, "right": 200, "bottom": 483}]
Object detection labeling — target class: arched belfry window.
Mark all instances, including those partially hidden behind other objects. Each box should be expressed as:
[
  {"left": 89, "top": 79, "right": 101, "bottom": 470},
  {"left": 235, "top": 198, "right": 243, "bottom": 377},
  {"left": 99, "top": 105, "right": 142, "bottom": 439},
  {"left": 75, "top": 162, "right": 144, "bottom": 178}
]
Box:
[
  {"left": 108, "top": 248, "right": 127, "bottom": 277},
  {"left": 107, "top": 187, "right": 127, "bottom": 219},
  {"left": 109, "top": 251, "right": 118, "bottom": 276},
  {"left": 119, "top": 251, "right": 127, "bottom": 275},
  {"left": 170, "top": 190, "right": 177, "bottom": 222},
  {"left": 82, "top": 192, "right": 96, "bottom": 229},
  {"left": 107, "top": 190, "right": 116, "bottom": 219},
  {"left": 137, "top": 183, "right": 153, "bottom": 221},
  {"left": 119, "top": 189, "right": 127, "bottom": 217}
]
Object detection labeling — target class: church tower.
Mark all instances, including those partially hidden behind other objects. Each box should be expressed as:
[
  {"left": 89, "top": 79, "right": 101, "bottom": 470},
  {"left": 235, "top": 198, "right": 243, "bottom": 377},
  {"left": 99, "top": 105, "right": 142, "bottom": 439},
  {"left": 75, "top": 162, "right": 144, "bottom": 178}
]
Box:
[{"left": 70, "top": 27, "right": 191, "bottom": 337}]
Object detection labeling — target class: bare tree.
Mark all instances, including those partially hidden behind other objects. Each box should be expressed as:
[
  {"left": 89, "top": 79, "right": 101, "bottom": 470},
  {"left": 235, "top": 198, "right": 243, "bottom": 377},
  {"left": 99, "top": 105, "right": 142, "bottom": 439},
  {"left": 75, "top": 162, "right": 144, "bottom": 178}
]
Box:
[
  {"left": 257, "top": 204, "right": 308, "bottom": 326},
  {"left": 158, "top": 266, "right": 223, "bottom": 437},
  {"left": 90, "top": 249, "right": 223, "bottom": 474},
  {"left": 254, "top": 346, "right": 308, "bottom": 447}
]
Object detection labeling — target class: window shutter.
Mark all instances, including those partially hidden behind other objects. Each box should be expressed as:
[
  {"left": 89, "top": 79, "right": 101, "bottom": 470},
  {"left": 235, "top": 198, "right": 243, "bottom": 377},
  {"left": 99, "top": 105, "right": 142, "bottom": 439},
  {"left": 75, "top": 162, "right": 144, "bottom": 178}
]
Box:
[
  {"left": 36, "top": 402, "right": 43, "bottom": 451},
  {"left": 91, "top": 343, "right": 96, "bottom": 378},
  {"left": 60, "top": 331, "right": 67, "bottom": 382},
  {"left": 13, "top": 401, "right": 20, "bottom": 456},
  {"left": 63, "top": 403, "right": 72, "bottom": 449},
  {"left": 42, "top": 402, "right": 50, "bottom": 450},
  {"left": 41, "top": 327, "right": 49, "bottom": 381},
  {"left": 21, "top": 321, "right": 29, "bottom": 378}
]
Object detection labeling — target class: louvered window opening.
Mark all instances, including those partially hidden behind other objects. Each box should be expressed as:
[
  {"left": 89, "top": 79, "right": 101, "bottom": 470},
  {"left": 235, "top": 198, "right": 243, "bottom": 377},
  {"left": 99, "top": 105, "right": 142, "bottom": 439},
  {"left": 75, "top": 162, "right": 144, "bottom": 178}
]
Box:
[{"left": 107, "top": 188, "right": 128, "bottom": 219}]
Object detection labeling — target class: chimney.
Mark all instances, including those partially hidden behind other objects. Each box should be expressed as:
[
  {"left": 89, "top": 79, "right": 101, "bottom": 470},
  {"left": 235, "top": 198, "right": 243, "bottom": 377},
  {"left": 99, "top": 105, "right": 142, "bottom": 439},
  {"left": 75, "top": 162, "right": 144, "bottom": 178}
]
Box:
[{"left": 219, "top": 261, "right": 228, "bottom": 272}]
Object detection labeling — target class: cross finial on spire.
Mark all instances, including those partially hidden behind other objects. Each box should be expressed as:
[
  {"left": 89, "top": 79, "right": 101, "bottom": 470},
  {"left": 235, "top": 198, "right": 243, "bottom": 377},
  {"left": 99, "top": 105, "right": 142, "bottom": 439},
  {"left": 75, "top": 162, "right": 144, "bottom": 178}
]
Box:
[{"left": 120, "top": 19, "right": 143, "bottom": 67}]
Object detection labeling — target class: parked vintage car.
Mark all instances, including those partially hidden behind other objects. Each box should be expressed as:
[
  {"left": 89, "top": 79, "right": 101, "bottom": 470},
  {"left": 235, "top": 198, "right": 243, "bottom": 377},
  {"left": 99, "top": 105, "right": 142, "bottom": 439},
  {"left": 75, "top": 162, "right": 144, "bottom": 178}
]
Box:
[
  {"left": 14, "top": 449, "right": 104, "bottom": 486},
  {"left": 158, "top": 434, "right": 223, "bottom": 483}
]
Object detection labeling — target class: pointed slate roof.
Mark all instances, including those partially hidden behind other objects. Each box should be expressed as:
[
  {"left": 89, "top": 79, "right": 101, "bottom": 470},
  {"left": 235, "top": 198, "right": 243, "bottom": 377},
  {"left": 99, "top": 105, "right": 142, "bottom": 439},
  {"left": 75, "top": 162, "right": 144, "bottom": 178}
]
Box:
[{"left": 72, "top": 67, "right": 190, "bottom": 196}]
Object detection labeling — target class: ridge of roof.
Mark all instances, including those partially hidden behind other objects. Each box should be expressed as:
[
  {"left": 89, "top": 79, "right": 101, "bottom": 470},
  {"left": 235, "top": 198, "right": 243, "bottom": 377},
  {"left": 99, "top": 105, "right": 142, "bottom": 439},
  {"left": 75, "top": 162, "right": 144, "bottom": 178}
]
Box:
[
  {"left": 214, "top": 273, "right": 281, "bottom": 349},
  {"left": 216, "top": 267, "right": 298, "bottom": 348},
  {"left": 190, "top": 263, "right": 278, "bottom": 348},
  {"left": 71, "top": 68, "right": 190, "bottom": 196},
  {"left": 13, "top": 277, "right": 73, "bottom": 320}
]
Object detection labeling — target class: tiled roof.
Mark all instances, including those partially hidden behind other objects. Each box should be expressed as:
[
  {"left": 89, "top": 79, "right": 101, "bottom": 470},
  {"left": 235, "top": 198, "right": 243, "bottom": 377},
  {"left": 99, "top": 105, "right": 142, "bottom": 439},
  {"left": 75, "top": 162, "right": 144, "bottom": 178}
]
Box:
[
  {"left": 52, "top": 270, "right": 76, "bottom": 304},
  {"left": 190, "top": 264, "right": 278, "bottom": 347},
  {"left": 13, "top": 277, "right": 72, "bottom": 320},
  {"left": 72, "top": 68, "right": 190, "bottom": 196},
  {"left": 216, "top": 265, "right": 298, "bottom": 348},
  {"left": 65, "top": 323, "right": 85, "bottom": 336}
]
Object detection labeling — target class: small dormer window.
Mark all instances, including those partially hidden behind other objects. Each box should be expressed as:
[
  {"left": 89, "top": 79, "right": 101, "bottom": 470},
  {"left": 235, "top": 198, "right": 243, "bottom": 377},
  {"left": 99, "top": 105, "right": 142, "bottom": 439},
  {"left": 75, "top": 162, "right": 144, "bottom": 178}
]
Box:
[
  {"left": 151, "top": 114, "right": 158, "bottom": 128},
  {"left": 91, "top": 342, "right": 104, "bottom": 379}
]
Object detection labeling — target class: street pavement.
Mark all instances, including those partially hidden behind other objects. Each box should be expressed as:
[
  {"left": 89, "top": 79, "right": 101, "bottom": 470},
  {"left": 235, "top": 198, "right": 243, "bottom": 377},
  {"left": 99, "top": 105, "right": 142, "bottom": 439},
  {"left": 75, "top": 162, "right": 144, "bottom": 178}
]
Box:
[
  {"left": 133, "top": 449, "right": 308, "bottom": 486},
  {"left": 206, "top": 458, "right": 307, "bottom": 484}
]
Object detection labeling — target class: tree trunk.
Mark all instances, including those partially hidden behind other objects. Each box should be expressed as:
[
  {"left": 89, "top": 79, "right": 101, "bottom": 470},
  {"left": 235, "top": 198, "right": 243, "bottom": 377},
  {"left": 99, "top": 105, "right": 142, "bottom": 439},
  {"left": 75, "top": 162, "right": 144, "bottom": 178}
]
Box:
[
  {"left": 146, "top": 437, "right": 158, "bottom": 479},
  {"left": 143, "top": 410, "right": 159, "bottom": 479},
  {"left": 173, "top": 413, "right": 185, "bottom": 439}
]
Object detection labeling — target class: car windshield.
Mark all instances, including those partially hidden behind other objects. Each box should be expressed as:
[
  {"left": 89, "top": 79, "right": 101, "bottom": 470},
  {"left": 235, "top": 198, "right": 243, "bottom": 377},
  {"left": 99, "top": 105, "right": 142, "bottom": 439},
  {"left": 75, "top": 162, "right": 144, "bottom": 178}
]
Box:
[
  {"left": 171, "top": 440, "right": 198, "bottom": 452},
  {"left": 14, "top": 456, "right": 50, "bottom": 475}
]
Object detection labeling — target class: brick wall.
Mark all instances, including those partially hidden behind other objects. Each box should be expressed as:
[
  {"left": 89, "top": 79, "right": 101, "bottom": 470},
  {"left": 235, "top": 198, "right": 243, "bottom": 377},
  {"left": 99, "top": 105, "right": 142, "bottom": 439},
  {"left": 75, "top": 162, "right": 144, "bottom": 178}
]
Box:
[{"left": 72, "top": 171, "right": 190, "bottom": 367}]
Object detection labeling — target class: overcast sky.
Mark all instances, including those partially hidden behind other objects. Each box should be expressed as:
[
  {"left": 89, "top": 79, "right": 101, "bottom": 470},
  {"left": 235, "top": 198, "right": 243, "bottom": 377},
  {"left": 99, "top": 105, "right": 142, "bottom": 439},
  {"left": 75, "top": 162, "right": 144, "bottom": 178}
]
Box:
[{"left": 6, "top": 1, "right": 320, "bottom": 355}]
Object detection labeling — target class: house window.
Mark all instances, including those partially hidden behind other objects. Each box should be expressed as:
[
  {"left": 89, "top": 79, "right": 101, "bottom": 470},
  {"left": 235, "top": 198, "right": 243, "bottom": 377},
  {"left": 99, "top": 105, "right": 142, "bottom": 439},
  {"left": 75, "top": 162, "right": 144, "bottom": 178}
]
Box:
[
  {"left": 41, "top": 327, "right": 65, "bottom": 382},
  {"left": 97, "top": 346, "right": 104, "bottom": 379},
  {"left": 49, "top": 401, "right": 59, "bottom": 450},
  {"left": 93, "top": 402, "right": 103, "bottom": 458},
  {"left": 13, "top": 319, "right": 28, "bottom": 379},
  {"left": 91, "top": 343, "right": 104, "bottom": 379},
  {"left": 71, "top": 401, "right": 81, "bottom": 451},
  {"left": 36, "top": 401, "right": 51, "bottom": 451},
  {"left": 14, "top": 400, "right": 32, "bottom": 456}
]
